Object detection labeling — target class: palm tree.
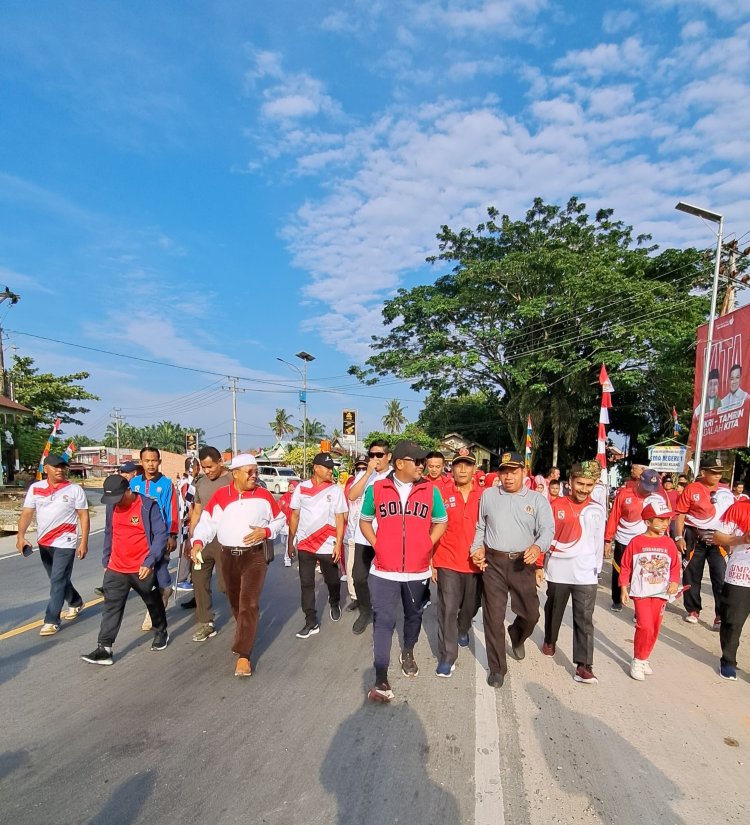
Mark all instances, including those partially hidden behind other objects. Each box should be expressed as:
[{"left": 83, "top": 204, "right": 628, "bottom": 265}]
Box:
[
  {"left": 296, "top": 418, "right": 326, "bottom": 442},
  {"left": 330, "top": 427, "right": 341, "bottom": 442},
  {"left": 270, "top": 408, "right": 295, "bottom": 441},
  {"left": 382, "top": 399, "right": 407, "bottom": 433}
]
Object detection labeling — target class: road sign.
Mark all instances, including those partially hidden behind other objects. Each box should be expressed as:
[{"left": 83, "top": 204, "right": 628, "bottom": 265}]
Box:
[
  {"left": 342, "top": 409, "right": 356, "bottom": 445},
  {"left": 185, "top": 433, "right": 198, "bottom": 453}
]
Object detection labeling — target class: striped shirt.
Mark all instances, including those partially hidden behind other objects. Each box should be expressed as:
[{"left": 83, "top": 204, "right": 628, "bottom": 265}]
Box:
[{"left": 23, "top": 480, "right": 88, "bottom": 548}]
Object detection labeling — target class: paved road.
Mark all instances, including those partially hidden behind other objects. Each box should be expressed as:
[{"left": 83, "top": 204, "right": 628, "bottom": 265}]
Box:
[{"left": 1, "top": 515, "right": 748, "bottom": 825}]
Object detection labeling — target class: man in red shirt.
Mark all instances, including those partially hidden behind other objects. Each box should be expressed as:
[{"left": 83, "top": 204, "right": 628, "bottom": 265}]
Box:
[
  {"left": 674, "top": 459, "right": 733, "bottom": 627},
  {"left": 424, "top": 451, "right": 454, "bottom": 495},
  {"left": 432, "top": 452, "right": 482, "bottom": 677},
  {"left": 81, "top": 474, "right": 168, "bottom": 665}
]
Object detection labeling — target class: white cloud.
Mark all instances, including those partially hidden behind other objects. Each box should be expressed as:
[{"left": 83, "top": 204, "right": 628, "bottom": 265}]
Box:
[
  {"left": 602, "top": 10, "right": 637, "bottom": 33},
  {"left": 554, "top": 37, "right": 651, "bottom": 80},
  {"left": 417, "top": 0, "right": 548, "bottom": 33}
]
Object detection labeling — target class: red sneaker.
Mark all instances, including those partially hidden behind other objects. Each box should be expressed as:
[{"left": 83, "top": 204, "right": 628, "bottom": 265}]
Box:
[{"left": 574, "top": 665, "right": 598, "bottom": 685}]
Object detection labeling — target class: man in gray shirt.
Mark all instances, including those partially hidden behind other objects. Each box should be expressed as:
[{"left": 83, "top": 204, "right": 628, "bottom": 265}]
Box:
[{"left": 471, "top": 451, "right": 555, "bottom": 688}]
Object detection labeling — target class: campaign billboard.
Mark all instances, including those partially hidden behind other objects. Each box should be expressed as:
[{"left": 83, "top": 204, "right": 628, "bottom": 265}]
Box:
[{"left": 689, "top": 304, "right": 750, "bottom": 450}]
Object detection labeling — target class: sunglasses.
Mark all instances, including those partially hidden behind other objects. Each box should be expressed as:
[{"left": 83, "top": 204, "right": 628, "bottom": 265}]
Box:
[
  {"left": 368, "top": 451, "right": 386, "bottom": 458},
  {"left": 401, "top": 457, "right": 426, "bottom": 466}
]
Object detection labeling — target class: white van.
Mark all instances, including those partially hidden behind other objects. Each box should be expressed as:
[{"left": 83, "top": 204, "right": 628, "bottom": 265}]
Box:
[{"left": 257, "top": 465, "right": 300, "bottom": 494}]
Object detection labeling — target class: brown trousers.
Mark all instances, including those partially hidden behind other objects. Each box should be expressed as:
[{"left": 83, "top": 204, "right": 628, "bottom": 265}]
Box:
[
  {"left": 481, "top": 548, "right": 539, "bottom": 676},
  {"left": 222, "top": 546, "right": 268, "bottom": 659},
  {"left": 193, "top": 539, "right": 225, "bottom": 625}
]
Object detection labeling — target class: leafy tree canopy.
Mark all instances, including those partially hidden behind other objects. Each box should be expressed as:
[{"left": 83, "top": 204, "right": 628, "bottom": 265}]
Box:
[
  {"left": 102, "top": 420, "right": 205, "bottom": 454},
  {"left": 364, "top": 423, "right": 439, "bottom": 453}
]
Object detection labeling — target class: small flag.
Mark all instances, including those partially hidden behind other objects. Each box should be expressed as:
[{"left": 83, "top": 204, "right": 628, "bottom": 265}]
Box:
[
  {"left": 597, "top": 366, "right": 614, "bottom": 470},
  {"left": 63, "top": 440, "right": 76, "bottom": 461},
  {"left": 672, "top": 407, "right": 682, "bottom": 438},
  {"left": 525, "top": 415, "right": 532, "bottom": 472},
  {"left": 36, "top": 418, "right": 61, "bottom": 480}
]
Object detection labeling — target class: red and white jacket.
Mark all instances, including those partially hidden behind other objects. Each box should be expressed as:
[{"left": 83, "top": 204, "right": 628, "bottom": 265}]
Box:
[
  {"left": 675, "top": 481, "right": 735, "bottom": 530},
  {"left": 192, "top": 484, "right": 284, "bottom": 549},
  {"left": 546, "top": 496, "right": 606, "bottom": 585},
  {"left": 605, "top": 487, "right": 669, "bottom": 546}
]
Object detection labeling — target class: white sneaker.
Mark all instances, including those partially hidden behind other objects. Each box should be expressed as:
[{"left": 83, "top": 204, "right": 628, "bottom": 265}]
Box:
[
  {"left": 630, "top": 658, "right": 646, "bottom": 681},
  {"left": 62, "top": 605, "right": 83, "bottom": 621},
  {"left": 283, "top": 559, "right": 292, "bottom": 567},
  {"left": 643, "top": 660, "right": 653, "bottom": 676},
  {"left": 39, "top": 623, "right": 59, "bottom": 636}
]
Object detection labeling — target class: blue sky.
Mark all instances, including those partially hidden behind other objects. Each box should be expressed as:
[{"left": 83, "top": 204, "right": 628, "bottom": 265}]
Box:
[{"left": 1, "top": 0, "right": 749, "bottom": 450}]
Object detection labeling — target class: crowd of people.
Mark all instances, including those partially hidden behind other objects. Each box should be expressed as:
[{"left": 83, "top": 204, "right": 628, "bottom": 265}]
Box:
[{"left": 16, "top": 440, "right": 750, "bottom": 699}]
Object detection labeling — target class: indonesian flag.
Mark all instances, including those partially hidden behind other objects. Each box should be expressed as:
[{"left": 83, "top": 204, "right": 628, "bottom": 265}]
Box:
[
  {"left": 597, "top": 366, "right": 613, "bottom": 470},
  {"left": 36, "top": 418, "right": 61, "bottom": 480}
]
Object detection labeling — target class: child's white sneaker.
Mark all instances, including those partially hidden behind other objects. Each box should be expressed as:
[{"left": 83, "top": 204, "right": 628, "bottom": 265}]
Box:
[
  {"left": 643, "top": 660, "right": 653, "bottom": 676},
  {"left": 630, "top": 658, "right": 646, "bottom": 681}
]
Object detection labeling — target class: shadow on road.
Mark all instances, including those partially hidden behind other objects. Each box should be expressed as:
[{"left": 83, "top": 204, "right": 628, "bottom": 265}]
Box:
[
  {"left": 527, "top": 682, "right": 687, "bottom": 825},
  {"left": 0, "top": 748, "right": 29, "bottom": 783},
  {"left": 321, "top": 676, "right": 460, "bottom": 825},
  {"left": 87, "top": 771, "right": 155, "bottom": 825}
]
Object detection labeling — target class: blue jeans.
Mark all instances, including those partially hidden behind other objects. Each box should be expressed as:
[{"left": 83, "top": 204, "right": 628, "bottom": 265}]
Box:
[
  {"left": 369, "top": 574, "right": 429, "bottom": 682},
  {"left": 39, "top": 544, "right": 83, "bottom": 625}
]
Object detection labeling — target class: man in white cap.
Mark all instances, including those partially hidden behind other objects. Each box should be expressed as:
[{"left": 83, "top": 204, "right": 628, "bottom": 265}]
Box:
[
  {"left": 192, "top": 454, "right": 286, "bottom": 676},
  {"left": 287, "top": 452, "right": 348, "bottom": 639}
]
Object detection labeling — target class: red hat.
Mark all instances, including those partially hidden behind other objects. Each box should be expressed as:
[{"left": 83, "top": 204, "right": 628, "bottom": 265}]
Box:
[
  {"left": 288, "top": 479, "right": 300, "bottom": 490},
  {"left": 642, "top": 499, "right": 675, "bottom": 520}
]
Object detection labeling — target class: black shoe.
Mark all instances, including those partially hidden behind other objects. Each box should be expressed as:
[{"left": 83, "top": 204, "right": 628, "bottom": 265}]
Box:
[
  {"left": 487, "top": 671, "right": 504, "bottom": 688},
  {"left": 296, "top": 623, "right": 320, "bottom": 639},
  {"left": 81, "top": 645, "right": 113, "bottom": 666},
  {"left": 346, "top": 600, "right": 359, "bottom": 612},
  {"left": 330, "top": 603, "right": 342, "bottom": 622},
  {"left": 400, "top": 649, "right": 419, "bottom": 677},
  {"left": 610, "top": 603, "right": 623, "bottom": 612},
  {"left": 151, "top": 631, "right": 169, "bottom": 651},
  {"left": 181, "top": 597, "right": 196, "bottom": 609},
  {"left": 352, "top": 612, "right": 371, "bottom": 635}
]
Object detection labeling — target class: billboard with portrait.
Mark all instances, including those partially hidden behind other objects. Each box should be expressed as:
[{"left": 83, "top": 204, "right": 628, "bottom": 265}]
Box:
[{"left": 689, "top": 304, "right": 750, "bottom": 450}]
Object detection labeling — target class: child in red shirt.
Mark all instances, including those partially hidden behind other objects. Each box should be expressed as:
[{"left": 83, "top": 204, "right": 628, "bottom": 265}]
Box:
[{"left": 620, "top": 500, "right": 681, "bottom": 681}]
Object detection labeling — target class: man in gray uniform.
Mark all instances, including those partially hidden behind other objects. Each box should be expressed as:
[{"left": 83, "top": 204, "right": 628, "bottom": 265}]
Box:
[{"left": 471, "top": 451, "right": 555, "bottom": 688}]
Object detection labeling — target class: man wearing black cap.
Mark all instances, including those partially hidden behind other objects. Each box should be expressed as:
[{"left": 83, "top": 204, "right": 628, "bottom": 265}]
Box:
[
  {"left": 287, "top": 453, "right": 349, "bottom": 639},
  {"left": 674, "top": 459, "right": 734, "bottom": 627},
  {"left": 359, "top": 440, "right": 448, "bottom": 702},
  {"left": 470, "top": 451, "right": 554, "bottom": 688},
  {"left": 17, "top": 454, "right": 90, "bottom": 637},
  {"left": 81, "top": 474, "right": 168, "bottom": 665}
]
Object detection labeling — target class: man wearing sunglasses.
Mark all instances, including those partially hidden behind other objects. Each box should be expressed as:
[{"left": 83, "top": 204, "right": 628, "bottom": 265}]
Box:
[
  {"left": 359, "top": 440, "right": 448, "bottom": 701},
  {"left": 347, "top": 439, "right": 393, "bottom": 634}
]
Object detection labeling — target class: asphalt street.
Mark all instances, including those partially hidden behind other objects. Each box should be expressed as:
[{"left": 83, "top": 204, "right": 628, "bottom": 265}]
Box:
[{"left": 1, "top": 503, "right": 748, "bottom": 825}]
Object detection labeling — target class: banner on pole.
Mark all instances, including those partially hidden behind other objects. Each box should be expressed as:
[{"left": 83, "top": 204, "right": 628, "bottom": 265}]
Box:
[
  {"left": 648, "top": 445, "right": 687, "bottom": 472},
  {"left": 689, "top": 304, "right": 750, "bottom": 450}
]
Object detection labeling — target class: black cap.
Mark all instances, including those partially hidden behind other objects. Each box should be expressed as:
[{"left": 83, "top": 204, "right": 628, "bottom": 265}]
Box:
[
  {"left": 640, "top": 468, "right": 660, "bottom": 491},
  {"left": 119, "top": 461, "right": 138, "bottom": 473},
  {"left": 312, "top": 452, "right": 335, "bottom": 469},
  {"left": 452, "top": 452, "right": 477, "bottom": 466},
  {"left": 44, "top": 454, "right": 67, "bottom": 467},
  {"left": 498, "top": 451, "right": 525, "bottom": 469},
  {"left": 701, "top": 459, "right": 725, "bottom": 474},
  {"left": 392, "top": 440, "right": 428, "bottom": 462},
  {"left": 354, "top": 454, "right": 368, "bottom": 468},
  {"left": 101, "top": 474, "right": 130, "bottom": 504}
]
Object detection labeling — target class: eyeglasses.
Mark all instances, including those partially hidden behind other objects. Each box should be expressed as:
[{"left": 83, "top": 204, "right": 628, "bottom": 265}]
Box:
[
  {"left": 401, "top": 457, "right": 426, "bottom": 466},
  {"left": 368, "top": 451, "right": 386, "bottom": 458}
]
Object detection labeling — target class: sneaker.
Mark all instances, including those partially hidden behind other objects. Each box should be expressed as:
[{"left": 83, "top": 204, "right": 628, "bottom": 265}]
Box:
[
  {"left": 367, "top": 681, "right": 394, "bottom": 703},
  {"left": 436, "top": 661, "right": 456, "bottom": 678},
  {"left": 151, "top": 631, "right": 169, "bottom": 651},
  {"left": 175, "top": 580, "right": 193, "bottom": 591},
  {"left": 630, "top": 658, "right": 646, "bottom": 681},
  {"left": 62, "top": 605, "right": 84, "bottom": 621},
  {"left": 509, "top": 633, "right": 525, "bottom": 661},
  {"left": 81, "top": 645, "right": 113, "bottom": 666},
  {"left": 720, "top": 662, "right": 737, "bottom": 680},
  {"left": 684, "top": 611, "right": 699, "bottom": 624},
  {"left": 574, "top": 665, "right": 599, "bottom": 685},
  {"left": 180, "top": 597, "right": 196, "bottom": 609},
  {"left": 235, "top": 657, "right": 252, "bottom": 677},
  {"left": 192, "top": 623, "right": 217, "bottom": 642},
  {"left": 346, "top": 600, "right": 359, "bottom": 612},
  {"left": 141, "top": 612, "right": 153, "bottom": 632},
  {"left": 330, "top": 603, "right": 342, "bottom": 622},
  {"left": 422, "top": 600, "right": 431, "bottom": 609},
  {"left": 340, "top": 574, "right": 348, "bottom": 582},
  {"left": 542, "top": 642, "right": 556, "bottom": 656},
  {"left": 94, "top": 587, "right": 104, "bottom": 596},
  {"left": 643, "top": 661, "right": 653, "bottom": 676},
  {"left": 400, "top": 649, "right": 419, "bottom": 677},
  {"left": 457, "top": 632, "right": 470, "bottom": 648},
  {"left": 283, "top": 558, "right": 292, "bottom": 568},
  {"left": 39, "top": 623, "right": 59, "bottom": 636},
  {"left": 712, "top": 616, "right": 721, "bottom": 631},
  {"left": 296, "top": 622, "right": 320, "bottom": 639},
  {"left": 352, "top": 612, "right": 371, "bottom": 635},
  {"left": 487, "top": 671, "right": 504, "bottom": 688},
  {"left": 610, "top": 603, "right": 623, "bottom": 612}
]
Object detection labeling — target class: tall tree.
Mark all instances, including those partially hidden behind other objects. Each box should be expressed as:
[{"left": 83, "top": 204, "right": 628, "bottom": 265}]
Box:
[
  {"left": 269, "top": 408, "right": 295, "bottom": 441},
  {"left": 295, "top": 418, "right": 326, "bottom": 442},
  {"left": 382, "top": 399, "right": 407, "bottom": 433}
]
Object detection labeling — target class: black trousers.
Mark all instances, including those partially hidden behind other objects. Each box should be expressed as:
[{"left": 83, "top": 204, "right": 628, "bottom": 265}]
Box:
[
  {"left": 683, "top": 527, "right": 726, "bottom": 616},
  {"left": 352, "top": 542, "right": 375, "bottom": 615},
  {"left": 544, "top": 581, "right": 597, "bottom": 667},
  {"left": 298, "top": 552, "right": 341, "bottom": 624},
  {"left": 481, "top": 549, "right": 539, "bottom": 677},
  {"left": 719, "top": 582, "right": 750, "bottom": 668},
  {"left": 611, "top": 540, "right": 627, "bottom": 605},
  {"left": 98, "top": 569, "right": 167, "bottom": 646},
  {"left": 436, "top": 568, "right": 481, "bottom": 665}
]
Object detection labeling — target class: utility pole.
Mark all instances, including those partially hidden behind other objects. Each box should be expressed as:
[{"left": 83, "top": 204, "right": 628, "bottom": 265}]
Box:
[
  {"left": 221, "top": 377, "right": 247, "bottom": 457},
  {"left": 112, "top": 408, "right": 122, "bottom": 466},
  {"left": 0, "top": 287, "right": 21, "bottom": 398}
]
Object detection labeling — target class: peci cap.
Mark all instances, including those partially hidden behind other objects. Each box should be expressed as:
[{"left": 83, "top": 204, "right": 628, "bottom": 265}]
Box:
[
  {"left": 119, "top": 461, "right": 138, "bottom": 473},
  {"left": 642, "top": 499, "right": 675, "bottom": 521},
  {"left": 498, "top": 451, "right": 525, "bottom": 469},
  {"left": 452, "top": 452, "right": 477, "bottom": 466},
  {"left": 640, "top": 468, "right": 661, "bottom": 491},
  {"left": 101, "top": 474, "right": 130, "bottom": 504},
  {"left": 229, "top": 453, "right": 258, "bottom": 470},
  {"left": 44, "top": 454, "right": 67, "bottom": 467},
  {"left": 313, "top": 452, "right": 335, "bottom": 469},
  {"left": 392, "top": 440, "right": 428, "bottom": 462}
]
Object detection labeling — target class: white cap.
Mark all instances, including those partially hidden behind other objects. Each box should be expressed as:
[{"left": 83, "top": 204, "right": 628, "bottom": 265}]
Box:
[{"left": 229, "top": 453, "right": 258, "bottom": 470}]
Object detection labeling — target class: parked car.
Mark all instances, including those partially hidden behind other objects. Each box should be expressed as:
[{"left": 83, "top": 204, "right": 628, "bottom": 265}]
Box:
[{"left": 257, "top": 465, "right": 300, "bottom": 494}]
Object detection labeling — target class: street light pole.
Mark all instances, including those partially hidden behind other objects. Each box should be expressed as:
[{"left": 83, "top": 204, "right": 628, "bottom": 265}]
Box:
[
  {"left": 277, "top": 352, "right": 316, "bottom": 477},
  {"left": 675, "top": 201, "right": 724, "bottom": 476}
]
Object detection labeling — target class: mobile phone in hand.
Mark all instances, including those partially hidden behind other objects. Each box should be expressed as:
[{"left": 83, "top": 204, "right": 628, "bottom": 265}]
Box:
[{"left": 22, "top": 543, "right": 33, "bottom": 557}]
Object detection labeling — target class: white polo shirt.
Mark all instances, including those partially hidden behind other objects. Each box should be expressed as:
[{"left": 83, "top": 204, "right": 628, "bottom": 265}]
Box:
[
  {"left": 23, "top": 480, "right": 88, "bottom": 548},
  {"left": 291, "top": 480, "right": 348, "bottom": 555}
]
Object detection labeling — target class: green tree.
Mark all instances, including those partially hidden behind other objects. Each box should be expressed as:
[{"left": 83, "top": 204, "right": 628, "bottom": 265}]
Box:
[
  {"left": 417, "top": 391, "right": 510, "bottom": 451},
  {"left": 382, "top": 399, "right": 407, "bottom": 433},
  {"left": 352, "top": 197, "right": 715, "bottom": 466},
  {"left": 269, "top": 408, "right": 295, "bottom": 441},
  {"left": 365, "top": 424, "right": 439, "bottom": 452},
  {"left": 295, "top": 418, "right": 326, "bottom": 442}
]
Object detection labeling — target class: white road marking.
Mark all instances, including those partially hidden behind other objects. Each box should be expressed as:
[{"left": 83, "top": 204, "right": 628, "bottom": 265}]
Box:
[
  {"left": 473, "top": 618, "right": 505, "bottom": 825},
  {"left": 0, "top": 528, "right": 105, "bottom": 561}
]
